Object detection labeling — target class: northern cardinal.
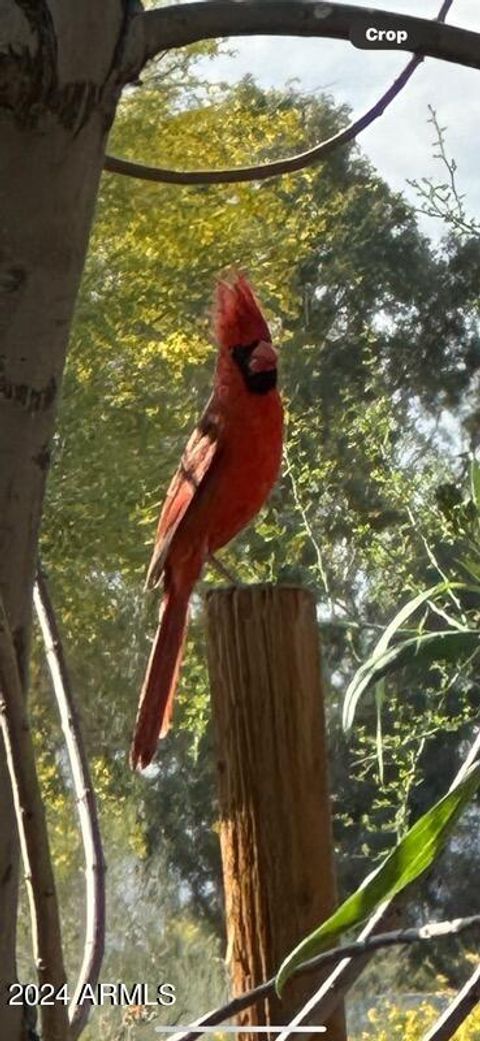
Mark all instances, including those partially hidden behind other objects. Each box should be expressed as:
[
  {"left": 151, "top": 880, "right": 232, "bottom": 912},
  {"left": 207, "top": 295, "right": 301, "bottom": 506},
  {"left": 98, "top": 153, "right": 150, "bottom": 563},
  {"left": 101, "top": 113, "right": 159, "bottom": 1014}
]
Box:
[{"left": 130, "top": 274, "right": 283, "bottom": 770}]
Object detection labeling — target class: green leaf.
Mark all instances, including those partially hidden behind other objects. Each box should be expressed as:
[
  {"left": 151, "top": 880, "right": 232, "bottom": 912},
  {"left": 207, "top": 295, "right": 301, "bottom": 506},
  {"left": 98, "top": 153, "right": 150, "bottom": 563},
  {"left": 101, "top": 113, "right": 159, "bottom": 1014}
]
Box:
[
  {"left": 275, "top": 761, "right": 480, "bottom": 996},
  {"left": 470, "top": 458, "right": 480, "bottom": 508},
  {"left": 343, "top": 630, "right": 479, "bottom": 732},
  {"left": 374, "top": 678, "right": 385, "bottom": 784},
  {"left": 459, "top": 556, "right": 480, "bottom": 584},
  {"left": 374, "top": 581, "right": 450, "bottom": 658}
]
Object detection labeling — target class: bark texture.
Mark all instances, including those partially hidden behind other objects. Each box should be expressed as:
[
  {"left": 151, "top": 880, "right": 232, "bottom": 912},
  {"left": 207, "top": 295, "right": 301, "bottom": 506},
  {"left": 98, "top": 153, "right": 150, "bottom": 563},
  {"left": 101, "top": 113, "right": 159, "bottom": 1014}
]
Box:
[
  {"left": 0, "top": 595, "right": 69, "bottom": 1041},
  {"left": 206, "top": 585, "right": 346, "bottom": 1041},
  {"left": 0, "top": 3, "right": 139, "bottom": 1037}
]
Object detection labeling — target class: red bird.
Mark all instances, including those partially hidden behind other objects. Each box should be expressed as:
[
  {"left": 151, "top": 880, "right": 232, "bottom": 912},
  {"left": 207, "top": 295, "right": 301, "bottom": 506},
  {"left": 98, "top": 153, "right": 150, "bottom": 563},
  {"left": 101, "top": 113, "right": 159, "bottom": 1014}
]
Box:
[{"left": 130, "top": 275, "right": 283, "bottom": 770}]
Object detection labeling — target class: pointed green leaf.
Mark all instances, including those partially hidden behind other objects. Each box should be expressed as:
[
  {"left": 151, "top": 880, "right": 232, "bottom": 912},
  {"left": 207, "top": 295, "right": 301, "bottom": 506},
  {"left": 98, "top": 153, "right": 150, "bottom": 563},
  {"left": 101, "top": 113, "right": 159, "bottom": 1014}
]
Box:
[
  {"left": 275, "top": 761, "right": 480, "bottom": 996},
  {"left": 459, "top": 556, "right": 480, "bottom": 584},
  {"left": 375, "top": 582, "right": 450, "bottom": 658},
  {"left": 374, "top": 679, "right": 385, "bottom": 783}
]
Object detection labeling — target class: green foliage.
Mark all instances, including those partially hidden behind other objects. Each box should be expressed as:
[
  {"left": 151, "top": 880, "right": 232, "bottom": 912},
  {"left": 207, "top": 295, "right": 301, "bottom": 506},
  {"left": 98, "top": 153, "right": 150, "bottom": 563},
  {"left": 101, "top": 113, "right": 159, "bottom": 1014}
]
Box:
[
  {"left": 275, "top": 762, "right": 480, "bottom": 995},
  {"left": 344, "top": 460, "right": 480, "bottom": 737},
  {"left": 337, "top": 459, "right": 480, "bottom": 993},
  {"left": 349, "top": 628, "right": 478, "bottom": 720}
]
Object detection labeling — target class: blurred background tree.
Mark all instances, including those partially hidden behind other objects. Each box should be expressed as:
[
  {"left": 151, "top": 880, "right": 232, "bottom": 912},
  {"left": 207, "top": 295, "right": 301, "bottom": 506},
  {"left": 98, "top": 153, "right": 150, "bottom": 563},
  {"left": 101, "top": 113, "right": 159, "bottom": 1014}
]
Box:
[{"left": 27, "top": 38, "right": 480, "bottom": 1033}]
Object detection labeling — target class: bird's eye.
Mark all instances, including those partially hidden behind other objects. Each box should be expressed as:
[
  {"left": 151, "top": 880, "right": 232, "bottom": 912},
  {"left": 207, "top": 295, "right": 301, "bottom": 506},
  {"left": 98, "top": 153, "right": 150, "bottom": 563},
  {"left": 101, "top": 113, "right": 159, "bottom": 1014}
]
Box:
[
  {"left": 231, "top": 341, "right": 258, "bottom": 369},
  {"left": 231, "top": 340, "right": 278, "bottom": 395}
]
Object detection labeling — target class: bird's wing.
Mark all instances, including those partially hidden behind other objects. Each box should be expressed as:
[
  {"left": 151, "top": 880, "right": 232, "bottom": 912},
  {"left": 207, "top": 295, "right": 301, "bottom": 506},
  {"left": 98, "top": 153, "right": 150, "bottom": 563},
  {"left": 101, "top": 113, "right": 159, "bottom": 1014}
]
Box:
[{"left": 145, "top": 399, "right": 221, "bottom": 588}]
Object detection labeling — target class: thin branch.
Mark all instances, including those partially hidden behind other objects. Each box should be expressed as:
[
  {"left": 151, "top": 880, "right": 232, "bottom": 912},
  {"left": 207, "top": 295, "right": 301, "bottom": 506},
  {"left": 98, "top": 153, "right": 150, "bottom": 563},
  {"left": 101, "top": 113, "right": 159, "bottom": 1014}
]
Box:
[
  {"left": 284, "top": 443, "right": 332, "bottom": 607},
  {"left": 422, "top": 963, "right": 480, "bottom": 1041},
  {"left": 408, "top": 106, "right": 479, "bottom": 237},
  {"left": 34, "top": 565, "right": 106, "bottom": 1041},
  {"left": 406, "top": 504, "right": 466, "bottom": 622},
  {"left": 157, "top": 914, "right": 480, "bottom": 1041},
  {"left": 104, "top": 55, "right": 425, "bottom": 186},
  {"left": 104, "top": 58, "right": 419, "bottom": 185},
  {"left": 0, "top": 593, "right": 69, "bottom": 1041},
  {"left": 105, "top": 1, "right": 457, "bottom": 186},
  {"left": 207, "top": 553, "right": 238, "bottom": 584},
  {"left": 139, "top": 2, "right": 480, "bottom": 70}
]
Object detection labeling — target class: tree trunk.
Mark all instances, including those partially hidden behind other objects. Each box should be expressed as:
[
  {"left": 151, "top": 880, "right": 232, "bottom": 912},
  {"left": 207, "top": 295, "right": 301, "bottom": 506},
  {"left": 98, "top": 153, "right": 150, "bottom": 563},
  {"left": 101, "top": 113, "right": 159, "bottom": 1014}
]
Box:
[
  {"left": 0, "top": 4, "right": 135, "bottom": 1036},
  {"left": 205, "top": 585, "right": 346, "bottom": 1041}
]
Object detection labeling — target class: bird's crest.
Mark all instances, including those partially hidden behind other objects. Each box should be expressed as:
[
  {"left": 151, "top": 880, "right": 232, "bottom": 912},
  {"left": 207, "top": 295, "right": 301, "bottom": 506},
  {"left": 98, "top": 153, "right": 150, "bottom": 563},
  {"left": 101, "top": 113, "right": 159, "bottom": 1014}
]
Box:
[{"left": 213, "top": 273, "right": 271, "bottom": 349}]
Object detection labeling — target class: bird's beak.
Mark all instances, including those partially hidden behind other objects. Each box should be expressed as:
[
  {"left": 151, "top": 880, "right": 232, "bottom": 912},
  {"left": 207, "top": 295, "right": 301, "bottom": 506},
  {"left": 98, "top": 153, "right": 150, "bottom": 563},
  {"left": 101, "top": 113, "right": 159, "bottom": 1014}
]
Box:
[{"left": 249, "top": 340, "right": 278, "bottom": 373}]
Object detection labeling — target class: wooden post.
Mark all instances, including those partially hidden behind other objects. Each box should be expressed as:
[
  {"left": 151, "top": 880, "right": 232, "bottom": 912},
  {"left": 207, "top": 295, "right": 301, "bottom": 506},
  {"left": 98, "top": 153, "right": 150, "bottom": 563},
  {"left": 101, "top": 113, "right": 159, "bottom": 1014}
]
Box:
[{"left": 205, "top": 585, "right": 346, "bottom": 1041}]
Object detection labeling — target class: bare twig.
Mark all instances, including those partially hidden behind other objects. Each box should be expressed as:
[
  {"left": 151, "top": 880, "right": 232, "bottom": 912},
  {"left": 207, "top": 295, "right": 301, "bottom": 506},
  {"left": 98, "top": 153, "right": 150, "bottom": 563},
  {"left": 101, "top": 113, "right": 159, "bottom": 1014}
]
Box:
[
  {"left": 422, "top": 963, "right": 480, "bottom": 1041},
  {"left": 408, "top": 106, "right": 479, "bottom": 237},
  {"left": 0, "top": 593, "right": 69, "bottom": 1041},
  {"left": 406, "top": 504, "right": 466, "bottom": 621},
  {"left": 106, "top": 2, "right": 459, "bottom": 186},
  {"left": 207, "top": 553, "right": 238, "bottom": 584},
  {"left": 157, "top": 914, "right": 480, "bottom": 1041},
  {"left": 284, "top": 443, "right": 332, "bottom": 607},
  {"left": 34, "top": 565, "right": 106, "bottom": 1040}
]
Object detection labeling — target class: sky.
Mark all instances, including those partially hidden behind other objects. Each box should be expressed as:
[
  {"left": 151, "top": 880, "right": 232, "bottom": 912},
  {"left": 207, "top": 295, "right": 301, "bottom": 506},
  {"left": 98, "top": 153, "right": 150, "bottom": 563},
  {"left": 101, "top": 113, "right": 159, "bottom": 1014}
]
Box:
[{"left": 198, "top": 0, "right": 479, "bottom": 239}]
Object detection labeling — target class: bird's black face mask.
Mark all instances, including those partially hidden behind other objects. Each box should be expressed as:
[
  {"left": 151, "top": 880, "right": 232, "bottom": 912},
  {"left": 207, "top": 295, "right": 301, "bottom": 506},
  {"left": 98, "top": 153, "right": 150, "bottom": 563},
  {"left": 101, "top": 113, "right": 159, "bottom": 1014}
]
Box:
[{"left": 232, "top": 341, "right": 278, "bottom": 395}]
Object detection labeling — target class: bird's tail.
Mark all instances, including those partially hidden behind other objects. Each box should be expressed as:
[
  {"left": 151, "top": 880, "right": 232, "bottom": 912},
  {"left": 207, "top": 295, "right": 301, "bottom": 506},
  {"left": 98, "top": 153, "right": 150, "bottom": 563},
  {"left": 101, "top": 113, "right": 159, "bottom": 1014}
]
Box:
[{"left": 130, "top": 584, "right": 191, "bottom": 770}]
